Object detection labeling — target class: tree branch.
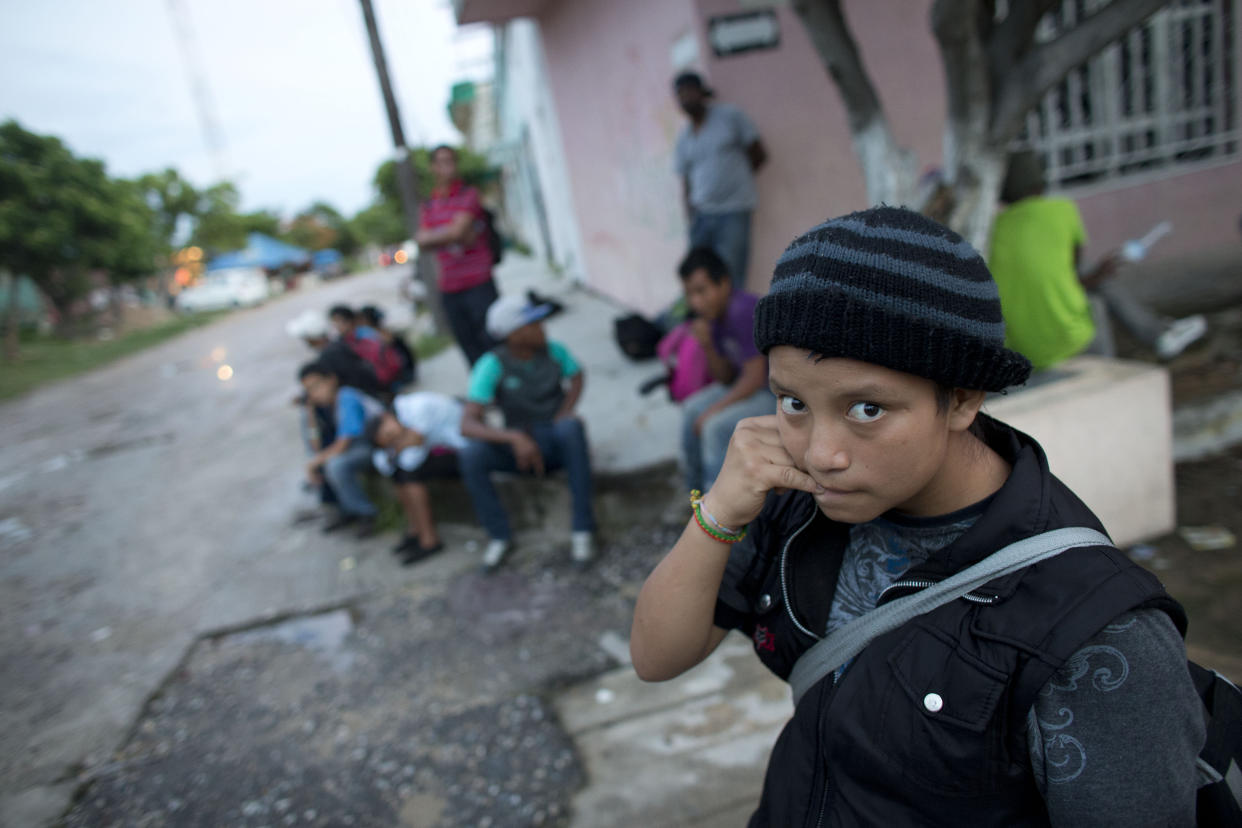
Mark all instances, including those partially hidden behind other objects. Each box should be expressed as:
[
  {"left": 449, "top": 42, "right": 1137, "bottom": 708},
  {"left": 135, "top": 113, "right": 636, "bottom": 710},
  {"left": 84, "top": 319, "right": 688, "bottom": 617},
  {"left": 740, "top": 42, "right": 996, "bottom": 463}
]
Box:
[
  {"left": 933, "top": 0, "right": 990, "bottom": 136},
  {"left": 986, "top": 0, "right": 1058, "bottom": 84},
  {"left": 792, "top": 0, "right": 885, "bottom": 135},
  {"left": 990, "top": 0, "right": 1170, "bottom": 145}
]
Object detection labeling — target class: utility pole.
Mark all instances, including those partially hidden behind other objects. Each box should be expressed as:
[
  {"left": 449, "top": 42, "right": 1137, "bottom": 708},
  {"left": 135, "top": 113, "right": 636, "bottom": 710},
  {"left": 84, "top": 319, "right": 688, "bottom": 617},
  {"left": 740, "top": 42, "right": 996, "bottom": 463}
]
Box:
[
  {"left": 358, "top": 0, "right": 448, "bottom": 335},
  {"left": 167, "top": 0, "right": 230, "bottom": 182}
]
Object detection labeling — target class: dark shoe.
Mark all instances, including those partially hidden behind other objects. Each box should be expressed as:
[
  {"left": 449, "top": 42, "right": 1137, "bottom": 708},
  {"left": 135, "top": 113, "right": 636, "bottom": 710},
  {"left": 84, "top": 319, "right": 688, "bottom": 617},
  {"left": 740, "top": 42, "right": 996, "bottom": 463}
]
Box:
[
  {"left": 322, "top": 513, "right": 357, "bottom": 534},
  {"left": 401, "top": 540, "right": 444, "bottom": 567},
  {"left": 354, "top": 517, "right": 378, "bottom": 539},
  {"left": 392, "top": 534, "right": 419, "bottom": 555}
]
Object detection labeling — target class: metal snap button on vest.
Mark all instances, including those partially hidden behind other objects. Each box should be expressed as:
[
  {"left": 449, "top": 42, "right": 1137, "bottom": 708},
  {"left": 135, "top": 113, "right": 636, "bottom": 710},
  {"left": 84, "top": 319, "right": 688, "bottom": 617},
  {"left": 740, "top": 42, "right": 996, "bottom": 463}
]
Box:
[
  {"left": 923, "top": 692, "right": 944, "bottom": 713},
  {"left": 757, "top": 593, "right": 773, "bottom": 612}
]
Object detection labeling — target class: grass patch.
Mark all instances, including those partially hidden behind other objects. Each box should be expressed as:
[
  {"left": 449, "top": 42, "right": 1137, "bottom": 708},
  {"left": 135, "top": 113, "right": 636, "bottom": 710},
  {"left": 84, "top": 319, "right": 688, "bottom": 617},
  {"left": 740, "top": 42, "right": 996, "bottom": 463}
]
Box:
[
  {"left": 0, "top": 310, "right": 230, "bottom": 401},
  {"left": 412, "top": 331, "right": 454, "bottom": 361}
]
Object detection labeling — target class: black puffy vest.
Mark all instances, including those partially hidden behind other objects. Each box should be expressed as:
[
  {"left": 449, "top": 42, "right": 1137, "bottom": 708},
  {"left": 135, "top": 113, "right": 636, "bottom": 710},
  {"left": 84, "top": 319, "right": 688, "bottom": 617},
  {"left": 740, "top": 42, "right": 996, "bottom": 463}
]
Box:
[{"left": 731, "top": 418, "right": 1185, "bottom": 827}]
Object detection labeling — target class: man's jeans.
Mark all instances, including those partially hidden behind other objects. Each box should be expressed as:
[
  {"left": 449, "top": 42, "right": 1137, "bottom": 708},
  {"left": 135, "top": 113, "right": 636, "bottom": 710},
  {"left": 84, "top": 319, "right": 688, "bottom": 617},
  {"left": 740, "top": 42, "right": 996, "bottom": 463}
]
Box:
[
  {"left": 442, "top": 278, "right": 498, "bottom": 366},
  {"left": 458, "top": 418, "right": 597, "bottom": 542},
  {"left": 322, "top": 440, "right": 378, "bottom": 517},
  {"left": 682, "top": 384, "right": 776, "bottom": 492},
  {"left": 1086, "top": 280, "right": 1169, "bottom": 356},
  {"left": 690, "top": 210, "right": 752, "bottom": 288}
]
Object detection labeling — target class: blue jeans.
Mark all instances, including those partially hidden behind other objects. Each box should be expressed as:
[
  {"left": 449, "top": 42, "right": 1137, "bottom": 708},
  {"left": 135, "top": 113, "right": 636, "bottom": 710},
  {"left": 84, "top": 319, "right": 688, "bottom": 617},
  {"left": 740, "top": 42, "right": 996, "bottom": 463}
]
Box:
[
  {"left": 322, "top": 440, "right": 378, "bottom": 517},
  {"left": 442, "top": 278, "right": 498, "bottom": 366},
  {"left": 690, "top": 210, "right": 752, "bottom": 288},
  {"left": 458, "top": 418, "right": 597, "bottom": 541},
  {"left": 682, "top": 384, "right": 776, "bottom": 492}
]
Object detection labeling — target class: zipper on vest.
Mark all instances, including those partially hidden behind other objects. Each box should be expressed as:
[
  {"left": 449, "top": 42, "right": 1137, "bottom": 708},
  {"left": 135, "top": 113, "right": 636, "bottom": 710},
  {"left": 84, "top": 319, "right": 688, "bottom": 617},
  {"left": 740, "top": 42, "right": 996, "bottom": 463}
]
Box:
[
  {"left": 878, "top": 578, "right": 1000, "bottom": 604},
  {"left": 779, "top": 511, "right": 822, "bottom": 640},
  {"left": 811, "top": 670, "right": 837, "bottom": 828},
  {"left": 813, "top": 780, "right": 829, "bottom": 828}
]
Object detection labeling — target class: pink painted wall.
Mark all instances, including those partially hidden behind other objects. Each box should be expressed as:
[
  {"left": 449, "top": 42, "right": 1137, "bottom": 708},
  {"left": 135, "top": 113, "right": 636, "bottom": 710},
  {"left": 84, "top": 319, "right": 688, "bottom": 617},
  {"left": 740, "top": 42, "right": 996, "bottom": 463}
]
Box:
[
  {"left": 695, "top": 0, "right": 946, "bottom": 291},
  {"left": 535, "top": 0, "right": 1239, "bottom": 311},
  {"left": 537, "top": 0, "right": 700, "bottom": 315},
  {"left": 1075, "top": 161, "right": 1242, "bottom": 262}
]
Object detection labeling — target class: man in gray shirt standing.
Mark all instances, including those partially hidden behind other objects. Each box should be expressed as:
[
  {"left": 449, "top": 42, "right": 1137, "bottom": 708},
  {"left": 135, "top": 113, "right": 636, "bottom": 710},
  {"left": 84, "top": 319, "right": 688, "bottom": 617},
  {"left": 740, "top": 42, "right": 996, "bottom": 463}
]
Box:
[{"left": 673, "top": 71, "right": 767, "bottom": 288}]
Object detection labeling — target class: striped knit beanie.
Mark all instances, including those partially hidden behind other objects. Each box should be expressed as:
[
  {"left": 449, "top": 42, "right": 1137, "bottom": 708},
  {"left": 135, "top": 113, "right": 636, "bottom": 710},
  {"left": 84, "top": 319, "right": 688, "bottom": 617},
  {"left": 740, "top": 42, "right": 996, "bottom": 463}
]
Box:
[{"left": 753, "top": 206, "right": 1030, "bottom": 392}]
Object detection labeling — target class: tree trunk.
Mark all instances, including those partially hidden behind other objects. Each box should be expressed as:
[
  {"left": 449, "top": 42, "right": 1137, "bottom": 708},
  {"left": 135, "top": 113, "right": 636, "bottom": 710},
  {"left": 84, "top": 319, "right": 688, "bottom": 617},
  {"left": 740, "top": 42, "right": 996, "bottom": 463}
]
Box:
[
  {"left": 945, "top": 147, "right": 1006, "bottom": 255},
  {"left": 851, "top": 118, "right": 918, "bottom": 208},
  {"left": 793, "top": 0, "right": 917, "bottom": 206},
  {"left": 3, "top": 271, "right": 20, "bottom": 362}
]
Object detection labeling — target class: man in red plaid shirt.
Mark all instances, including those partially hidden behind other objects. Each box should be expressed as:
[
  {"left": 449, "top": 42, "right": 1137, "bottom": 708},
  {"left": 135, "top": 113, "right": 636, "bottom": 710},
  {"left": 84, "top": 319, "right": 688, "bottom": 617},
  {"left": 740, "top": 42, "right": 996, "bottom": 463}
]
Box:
[{"left": 417, "top": 145, "right": 498, "bottom": 365}]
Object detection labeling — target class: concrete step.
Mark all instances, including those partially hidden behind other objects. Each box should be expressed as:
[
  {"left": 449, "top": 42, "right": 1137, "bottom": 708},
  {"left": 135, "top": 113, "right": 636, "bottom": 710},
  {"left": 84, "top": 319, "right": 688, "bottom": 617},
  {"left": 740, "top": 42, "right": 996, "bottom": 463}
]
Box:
[{"left": 556, "top": 634, "right": 790, "bottom": 828}]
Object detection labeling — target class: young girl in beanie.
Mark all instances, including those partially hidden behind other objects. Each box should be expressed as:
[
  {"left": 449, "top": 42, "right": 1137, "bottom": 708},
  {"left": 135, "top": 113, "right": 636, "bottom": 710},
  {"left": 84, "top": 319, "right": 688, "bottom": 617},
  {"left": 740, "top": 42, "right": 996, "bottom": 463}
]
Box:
[{"left": 630, "top": 207, "right": 1204, "bottom": 826}]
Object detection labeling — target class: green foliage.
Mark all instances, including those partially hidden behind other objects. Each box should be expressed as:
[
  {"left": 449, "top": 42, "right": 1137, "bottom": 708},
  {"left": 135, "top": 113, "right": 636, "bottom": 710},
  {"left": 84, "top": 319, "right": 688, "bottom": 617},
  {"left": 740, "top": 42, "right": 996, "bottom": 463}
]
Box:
[
  {"left": 188, "top": 182, "right": 282, "bottom": 255},
  {"left": 350, "top": 144, "right": 498, "bottom": 247},
  {"left": 349, "top": 200, "right": 407, "bottom": 247},
  {"left": 0, "top": 119, "right": 161, "bottom": 318},
  {"left": 287, "top": 200, "right": 360, "bottom": 255},
  {"left": 135, "top": 168, "right": 200, "bottom": 252},
  {"left": 373, "top": 145, "right": 494, "bottom": 205},
  {"left": 0, "top": 309, "right": 228, "bottom": 400},
  {"left": 411, "top": 330, "right": 454, "bottom": 361}
]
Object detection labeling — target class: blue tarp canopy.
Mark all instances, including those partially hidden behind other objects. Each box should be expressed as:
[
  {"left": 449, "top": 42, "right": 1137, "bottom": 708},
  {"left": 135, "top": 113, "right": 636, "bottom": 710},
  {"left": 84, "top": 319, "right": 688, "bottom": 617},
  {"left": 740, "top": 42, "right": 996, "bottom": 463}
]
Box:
[
  {"left": 206, "top": 233, "right": 310, "bottom": 271},
  {"left": 311, "top": 249, "right": 343, "bottom": 268}
]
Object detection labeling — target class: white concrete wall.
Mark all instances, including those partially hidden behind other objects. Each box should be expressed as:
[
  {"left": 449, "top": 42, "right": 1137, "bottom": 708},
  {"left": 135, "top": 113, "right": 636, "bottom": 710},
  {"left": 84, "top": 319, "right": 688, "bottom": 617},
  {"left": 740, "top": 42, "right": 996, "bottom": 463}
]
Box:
[
  {"left": 493, "top": 19, "right": 588, "bottom": 283},
  {"left": 982, "top": 357, "right": 1176, "bottom": 547}
]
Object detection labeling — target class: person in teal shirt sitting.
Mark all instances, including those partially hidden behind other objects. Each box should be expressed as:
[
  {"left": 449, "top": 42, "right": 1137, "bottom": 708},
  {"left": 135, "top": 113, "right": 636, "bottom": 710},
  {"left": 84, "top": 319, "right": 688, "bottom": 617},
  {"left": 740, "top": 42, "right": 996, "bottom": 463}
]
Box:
[{"left": 459, "top": 296, "right": 597, "bottom": 571}]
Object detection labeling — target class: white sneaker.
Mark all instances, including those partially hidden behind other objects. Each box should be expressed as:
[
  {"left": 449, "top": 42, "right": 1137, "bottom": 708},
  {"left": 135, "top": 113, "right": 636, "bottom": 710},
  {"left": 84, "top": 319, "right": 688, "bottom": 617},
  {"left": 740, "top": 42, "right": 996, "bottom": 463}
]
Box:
[
  {"left": 571, "top": 531, "right": 595, "bottom": 564},
  {"left": 482, "top": 539, "right": 510, "bottom": 571},
  {"left": 1156, "top": 314, "right": 1207, "bottom": 359}
]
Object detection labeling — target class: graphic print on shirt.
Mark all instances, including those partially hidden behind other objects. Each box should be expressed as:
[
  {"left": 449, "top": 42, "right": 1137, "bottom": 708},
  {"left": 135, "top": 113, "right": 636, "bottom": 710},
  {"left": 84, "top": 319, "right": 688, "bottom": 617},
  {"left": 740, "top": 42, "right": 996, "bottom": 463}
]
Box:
[
  {"left": 1030, "top": 614, "right": 1134, "bottom": 784},
  {"left": 825, "top": 516, "right": 976, "bottom": 635}
]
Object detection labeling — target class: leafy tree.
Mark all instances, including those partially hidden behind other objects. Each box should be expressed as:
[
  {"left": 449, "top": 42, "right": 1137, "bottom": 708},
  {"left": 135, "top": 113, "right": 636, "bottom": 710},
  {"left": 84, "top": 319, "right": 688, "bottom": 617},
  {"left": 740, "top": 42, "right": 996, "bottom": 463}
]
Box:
[
  {"left": 349, "top": 200, "right": 407, "bottom": 247},
  {"left": 0, "top": 120, "right": 159, "bottom": 337},
  {"left": 286, "top": 201, "right": 359, "bottom": 255},
  {"left": 351, "top": 145, "right": 497, "bottom": 247},
  {"left": 794, "top": 0, "right": 1168, "bottom": 249},
  {"left": 373, "top": 145, "right": 495, "bottom": 205},
  {"left": 241, "top": 209, "right": 281, "bottom": 238},
  {"left": 135, "top": 167, "right": 200, "bottom": 254},
  {"left": 189, "top": 182, "right": 281, "bottom": 255},
  {"left": 190, "top": 181, "right": 246, "bottom": 253}
]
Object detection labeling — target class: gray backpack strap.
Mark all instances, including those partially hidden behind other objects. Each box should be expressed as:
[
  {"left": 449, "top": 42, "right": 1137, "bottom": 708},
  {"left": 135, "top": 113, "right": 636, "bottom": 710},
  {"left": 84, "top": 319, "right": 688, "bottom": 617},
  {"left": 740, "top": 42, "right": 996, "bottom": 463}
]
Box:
[{"left": 787, "top": 527, "right": 1113, "bottom": 707}]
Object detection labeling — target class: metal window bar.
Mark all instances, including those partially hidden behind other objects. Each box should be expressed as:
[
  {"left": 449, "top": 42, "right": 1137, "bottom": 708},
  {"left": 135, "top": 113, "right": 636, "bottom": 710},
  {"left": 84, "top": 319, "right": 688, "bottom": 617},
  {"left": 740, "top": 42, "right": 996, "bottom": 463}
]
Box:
[{"left": 1013, "top": 0, "right": 1238, "bottom": 188}]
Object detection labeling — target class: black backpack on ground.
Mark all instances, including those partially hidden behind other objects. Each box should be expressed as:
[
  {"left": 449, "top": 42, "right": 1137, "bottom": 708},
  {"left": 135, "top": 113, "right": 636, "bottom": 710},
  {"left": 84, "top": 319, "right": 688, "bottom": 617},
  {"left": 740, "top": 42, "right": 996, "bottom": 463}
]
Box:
[{"left": 614, "top": 314, "right": 662, "bottom": 361}]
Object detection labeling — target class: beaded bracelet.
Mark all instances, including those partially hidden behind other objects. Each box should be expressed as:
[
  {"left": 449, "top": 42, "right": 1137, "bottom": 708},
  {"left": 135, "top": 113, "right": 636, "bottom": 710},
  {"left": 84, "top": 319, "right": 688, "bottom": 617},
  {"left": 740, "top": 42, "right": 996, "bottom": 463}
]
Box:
[{"left": 689, "top": 490, "right": 748, "bottom": 544}]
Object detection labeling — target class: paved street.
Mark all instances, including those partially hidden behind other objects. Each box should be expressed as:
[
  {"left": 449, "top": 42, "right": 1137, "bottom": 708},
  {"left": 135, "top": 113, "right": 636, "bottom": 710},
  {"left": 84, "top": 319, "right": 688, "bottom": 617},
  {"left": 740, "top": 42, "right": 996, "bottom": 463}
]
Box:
[
  {"left": 0, "top": 260, "right": 749, "bottom": 828},
  {"left": 0, "top": 267, "right": 425, "bottom": 824}
]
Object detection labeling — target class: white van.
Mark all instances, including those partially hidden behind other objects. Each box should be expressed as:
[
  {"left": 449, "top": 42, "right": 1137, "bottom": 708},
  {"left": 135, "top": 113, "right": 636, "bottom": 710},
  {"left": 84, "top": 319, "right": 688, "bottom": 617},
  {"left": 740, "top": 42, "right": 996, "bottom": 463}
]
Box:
[{"left": 175, "top": 267, "right": 270, "bottom": 312}]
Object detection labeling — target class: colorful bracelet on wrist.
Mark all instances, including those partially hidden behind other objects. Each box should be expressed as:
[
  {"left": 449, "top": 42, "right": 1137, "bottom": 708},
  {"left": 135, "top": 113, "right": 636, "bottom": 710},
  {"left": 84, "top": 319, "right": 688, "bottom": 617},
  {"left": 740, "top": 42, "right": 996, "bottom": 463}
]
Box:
[{"left": 689, "top": 489, "right": 748, "bottom": 544}]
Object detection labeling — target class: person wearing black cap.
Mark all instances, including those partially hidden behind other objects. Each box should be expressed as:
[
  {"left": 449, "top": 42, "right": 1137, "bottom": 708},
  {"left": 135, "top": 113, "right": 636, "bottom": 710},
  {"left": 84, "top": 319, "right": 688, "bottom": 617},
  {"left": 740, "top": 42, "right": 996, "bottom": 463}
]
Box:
[
  {"left": 631, "top": 207, "right": 1203, "bottom": 825},
  {"left": 673, "top": 71, "right": 767, "bottom": 289}
]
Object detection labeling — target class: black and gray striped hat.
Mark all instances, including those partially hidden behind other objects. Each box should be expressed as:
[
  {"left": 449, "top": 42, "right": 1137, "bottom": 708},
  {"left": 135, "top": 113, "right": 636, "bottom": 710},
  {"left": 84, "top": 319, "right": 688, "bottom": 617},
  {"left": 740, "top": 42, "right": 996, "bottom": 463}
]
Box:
[{"left": 753, "top": 206, "right": 1030, "bottom": 392}]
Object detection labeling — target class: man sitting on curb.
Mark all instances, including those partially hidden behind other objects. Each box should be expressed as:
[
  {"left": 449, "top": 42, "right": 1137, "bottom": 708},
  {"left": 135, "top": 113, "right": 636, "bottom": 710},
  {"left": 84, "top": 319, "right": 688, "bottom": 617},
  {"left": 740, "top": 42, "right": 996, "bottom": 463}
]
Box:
[
  {"left": 300, "top": 361, "right": 385, "bottom": 537},
  {"left": 458, "top": 296, "right": 598, "bottom": 571},
  {"left": 677, "top": 247, "right": 772, "bottom": 493},
  {"left": 366, "top": 391, "right": 467, "bottom": 566}
]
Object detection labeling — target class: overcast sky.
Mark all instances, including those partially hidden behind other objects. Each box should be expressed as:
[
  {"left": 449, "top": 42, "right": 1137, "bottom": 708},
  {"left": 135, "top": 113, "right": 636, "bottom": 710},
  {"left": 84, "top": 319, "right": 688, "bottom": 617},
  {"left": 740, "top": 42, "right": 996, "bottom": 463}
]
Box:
[{"left": 0, "top": 0, "right": 493, "bottom": 217}]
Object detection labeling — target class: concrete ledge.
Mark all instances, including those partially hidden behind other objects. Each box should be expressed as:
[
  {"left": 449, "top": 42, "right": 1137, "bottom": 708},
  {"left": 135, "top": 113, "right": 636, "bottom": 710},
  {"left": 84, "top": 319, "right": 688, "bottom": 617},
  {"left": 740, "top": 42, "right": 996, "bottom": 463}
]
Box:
[
  {"left": 982, "top": 356, "right": 1175, "bottom": 547},
  {"left": 425, "top": 462, "right": 679, "bottom": 537},
  {"left": 557, "top": 635, "right": 789, "bottom": 828}
]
